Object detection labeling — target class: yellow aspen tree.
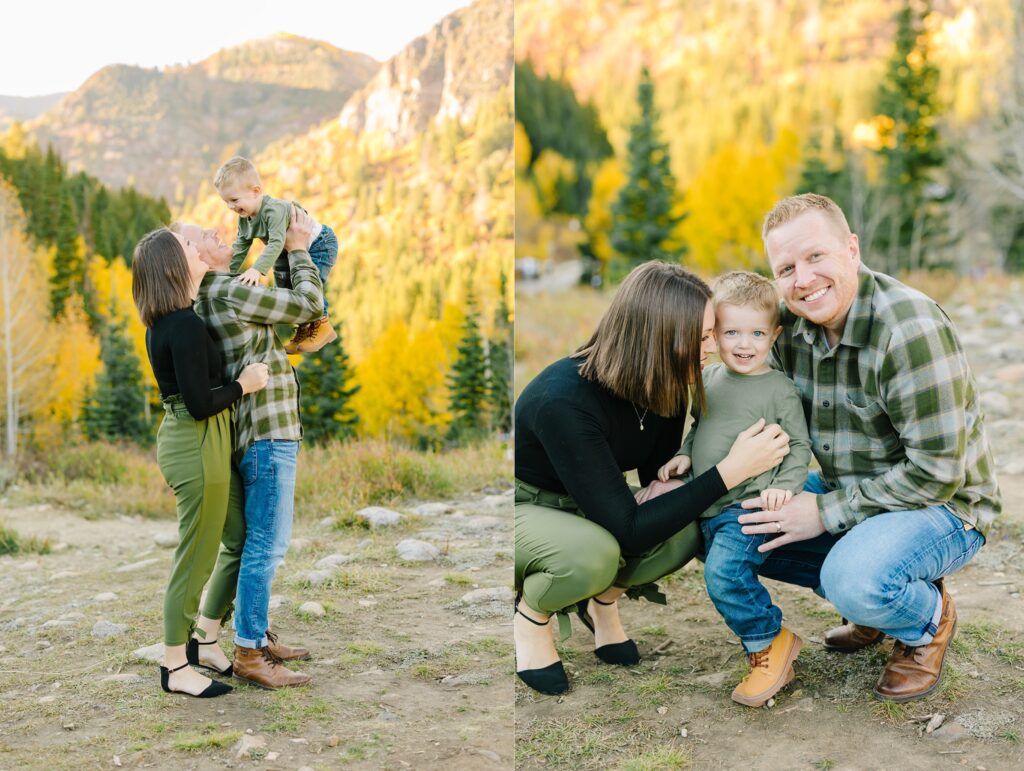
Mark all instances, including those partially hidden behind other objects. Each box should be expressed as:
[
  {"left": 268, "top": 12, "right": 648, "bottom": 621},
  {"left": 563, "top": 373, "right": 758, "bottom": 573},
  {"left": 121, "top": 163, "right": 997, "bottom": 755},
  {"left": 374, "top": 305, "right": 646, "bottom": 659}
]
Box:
[
  {"left": 31, "top": 295, "right": 101, "bottom": 448},
  {"left": 0, "top": 182, "right": 58, "bottom": 459},
  {"left": 583, "top": 156, "right": 627, "bottom": 266}
]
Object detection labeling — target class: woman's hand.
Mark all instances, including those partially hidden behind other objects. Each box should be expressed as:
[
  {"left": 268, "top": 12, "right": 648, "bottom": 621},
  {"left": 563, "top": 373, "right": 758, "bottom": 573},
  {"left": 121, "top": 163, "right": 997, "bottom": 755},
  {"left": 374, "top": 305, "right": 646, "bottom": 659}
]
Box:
[
  {"left": 716, "top": 418, "right": 789, "bottom": 490},
  {"left": 237, "top": 362, "right": 270, "bottom": 395}
]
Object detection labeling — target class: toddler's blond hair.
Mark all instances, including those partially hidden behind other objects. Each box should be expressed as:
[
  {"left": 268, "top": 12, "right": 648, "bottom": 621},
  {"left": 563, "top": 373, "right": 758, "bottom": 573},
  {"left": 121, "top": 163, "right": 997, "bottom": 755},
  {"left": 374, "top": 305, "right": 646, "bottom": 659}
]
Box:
[
  {"left": 214, "top": 156, "right": 261, "bottom": 190},
  {"left": 711, "top": 271, "right": 780, "bottom": 327}
]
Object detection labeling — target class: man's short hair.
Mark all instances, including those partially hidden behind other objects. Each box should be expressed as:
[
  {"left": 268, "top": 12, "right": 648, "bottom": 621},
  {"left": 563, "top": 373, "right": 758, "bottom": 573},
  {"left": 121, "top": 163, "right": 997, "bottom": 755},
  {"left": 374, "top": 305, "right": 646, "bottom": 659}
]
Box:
[
  {"left": 762, "top": 193, "right": 851, "bottom": 241},
  {"left": 214, "top": 156, "right": 261, "bottom": 190},
  {"left": 712, "top": 271, "right": 780, "bottom": 327}
]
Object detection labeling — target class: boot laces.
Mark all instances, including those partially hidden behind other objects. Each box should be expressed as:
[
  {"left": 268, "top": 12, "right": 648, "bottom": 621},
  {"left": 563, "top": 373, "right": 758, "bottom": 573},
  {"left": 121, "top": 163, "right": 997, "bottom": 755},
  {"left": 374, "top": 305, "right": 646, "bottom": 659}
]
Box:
[
  {"left": 749, "top": 649, "right": 771, "bottom": 672},
  {"left": 259, "top": 644, "right": 285, "bottom": 667}
]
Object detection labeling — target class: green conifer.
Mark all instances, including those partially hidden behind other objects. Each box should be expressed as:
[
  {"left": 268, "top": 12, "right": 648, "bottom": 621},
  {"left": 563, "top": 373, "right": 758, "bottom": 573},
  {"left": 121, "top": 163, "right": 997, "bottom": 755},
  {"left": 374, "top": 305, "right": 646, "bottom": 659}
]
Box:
[
  {"left": 447, "top": 291, "right": 489, "bottom": 442},
  {"left": 81, "top": 319, "right": 150, "bottom": 444},
  {"left": 298, "top": 325, "right": 360, "bottom": 444},
  {"left": 610, "top": 68, "right": 683, "bottom": 279}
]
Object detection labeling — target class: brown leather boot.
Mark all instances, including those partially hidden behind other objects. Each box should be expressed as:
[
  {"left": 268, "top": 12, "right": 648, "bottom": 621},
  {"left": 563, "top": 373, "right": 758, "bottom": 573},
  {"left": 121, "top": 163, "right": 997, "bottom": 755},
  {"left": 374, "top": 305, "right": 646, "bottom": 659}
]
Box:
[
  {"left": 233, "top": 645, "right": 311, "bottom": 689},
  {"left": 873, "top": 579, "right": 956, "bottom": 702},
  {"left": 297, "top": 314, "right": 338, "bottom": 353},
  {"left": 824, "top": 618, "right": 885, "bottom": 652},
  {"left": 266, "top": 630, "right": 310, "bottom": 661}
]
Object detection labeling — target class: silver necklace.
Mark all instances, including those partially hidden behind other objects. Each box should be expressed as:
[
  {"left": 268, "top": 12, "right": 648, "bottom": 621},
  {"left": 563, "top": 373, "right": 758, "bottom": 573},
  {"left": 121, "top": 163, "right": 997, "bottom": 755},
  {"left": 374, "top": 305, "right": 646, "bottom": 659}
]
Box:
[{"left": 632, "top": 402, "right": 649, "bottom": 431}]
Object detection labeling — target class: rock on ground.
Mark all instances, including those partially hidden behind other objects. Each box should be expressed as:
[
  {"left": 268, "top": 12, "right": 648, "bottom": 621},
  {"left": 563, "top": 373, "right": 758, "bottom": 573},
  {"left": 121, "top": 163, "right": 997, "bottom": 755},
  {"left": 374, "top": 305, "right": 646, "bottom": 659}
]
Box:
[
  {"left": 132, "top": 643, "right": 165, "bottom": 663},
  {"left": 315, "top": 554, "right": 353, "bottom": 569},
  {"left": 396, "top": 539, "right": 440, "bottom": 561},
  {"left": 92, "top": 621, "right": 129, "bottom": 639},
  {"left": 233, "top": 734, "right": 267, "bottom": 760},
  {"left": 356, "top": 506, "right": 402, "bottom": 528},
  {"left": 298, "top": 601, "right": 326, "bottom": 617}
]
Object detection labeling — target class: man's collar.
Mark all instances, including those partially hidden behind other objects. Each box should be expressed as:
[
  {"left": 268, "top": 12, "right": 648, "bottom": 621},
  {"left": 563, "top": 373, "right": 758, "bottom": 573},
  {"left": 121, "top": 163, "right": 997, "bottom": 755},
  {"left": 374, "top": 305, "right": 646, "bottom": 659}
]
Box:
[{"left": 791, "top": 266, "right": 875, "bottom": 349}]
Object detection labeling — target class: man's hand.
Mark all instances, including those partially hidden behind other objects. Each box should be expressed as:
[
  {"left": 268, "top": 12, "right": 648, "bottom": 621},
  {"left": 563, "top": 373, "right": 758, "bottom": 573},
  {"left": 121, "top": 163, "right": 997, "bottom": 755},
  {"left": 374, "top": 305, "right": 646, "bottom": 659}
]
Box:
[
  {"left": 635, "top": 478, "right": 684, "bottom": 504},
  {"left": 737, "top": 491, "right": 825, "bottom": 552},
  {"left": 759, "top": 488, "right": 792, "bottom": 512},
  {"left": 657, "top": 455, "right": 691, "bottom": 482},
  {"left": 284, "top": 205, "right": 313, "bottom": 252},
  {"left": 236, "top": 268, "right": 263, "bottom": 286}
]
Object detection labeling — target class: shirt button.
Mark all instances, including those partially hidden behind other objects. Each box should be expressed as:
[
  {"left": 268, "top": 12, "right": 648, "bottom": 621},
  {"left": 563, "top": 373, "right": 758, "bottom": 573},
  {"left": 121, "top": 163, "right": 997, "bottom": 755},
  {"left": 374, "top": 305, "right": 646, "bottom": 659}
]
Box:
[
  {"left": 823, "top": 444, "right": 830, "bottom": 451},
  {"left": 822, "top": 400, "right": 830, "bottom": 407}
]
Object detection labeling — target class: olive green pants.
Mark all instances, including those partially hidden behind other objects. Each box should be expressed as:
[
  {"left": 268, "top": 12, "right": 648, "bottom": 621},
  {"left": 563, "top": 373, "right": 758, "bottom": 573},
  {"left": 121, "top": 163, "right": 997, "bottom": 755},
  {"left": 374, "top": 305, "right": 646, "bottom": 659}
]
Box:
[
  {"left": 157, "top": 398, "right": 241, "bottom": 646},
  {"left": 514, "top": 479, "right": 701, "bottom": 615}
]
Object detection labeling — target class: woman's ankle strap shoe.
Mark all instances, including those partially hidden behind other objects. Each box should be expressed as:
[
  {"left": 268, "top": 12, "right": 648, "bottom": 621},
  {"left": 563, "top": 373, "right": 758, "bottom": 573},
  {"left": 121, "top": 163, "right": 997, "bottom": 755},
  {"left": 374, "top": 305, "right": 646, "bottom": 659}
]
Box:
[
  {"left": 186, "top": 637, "right": 233, "bottom": 676},
  {"left": 160, "top": 663, "right": 233, "bottom": 698},
  {"left": 577, "top": 598, "right": 641, "bottom": 665},
  {"left": 516, "top": 661, "right": 569, "bottom": 695}
]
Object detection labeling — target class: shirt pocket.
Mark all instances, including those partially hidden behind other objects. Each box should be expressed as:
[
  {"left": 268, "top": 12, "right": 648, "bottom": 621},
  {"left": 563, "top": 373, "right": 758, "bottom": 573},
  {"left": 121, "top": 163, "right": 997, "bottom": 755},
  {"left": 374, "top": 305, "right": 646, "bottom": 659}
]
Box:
[{"left": 844, "top": 394, "right": 901, "bottom": 456}]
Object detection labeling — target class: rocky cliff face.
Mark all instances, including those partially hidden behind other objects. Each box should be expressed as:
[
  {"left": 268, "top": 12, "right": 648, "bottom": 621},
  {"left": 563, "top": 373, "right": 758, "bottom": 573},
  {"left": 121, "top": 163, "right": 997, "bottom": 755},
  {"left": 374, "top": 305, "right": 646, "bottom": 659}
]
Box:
[
  {"left": 339, "top": 0, "right": 512, "bottom": 146},
  {"left": 26, "top": 37, "right": 378, "bottom": 205}
]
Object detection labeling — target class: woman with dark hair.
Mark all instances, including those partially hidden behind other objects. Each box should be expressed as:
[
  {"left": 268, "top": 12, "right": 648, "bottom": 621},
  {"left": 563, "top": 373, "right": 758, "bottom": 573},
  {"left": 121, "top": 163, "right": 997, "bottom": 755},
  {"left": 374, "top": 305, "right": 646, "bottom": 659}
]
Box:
[
  {"left": 132, "top": 228, "right": 269, "bottom": 698},
  {"left": 514, "top": 261, "right": 791, "bottom": 695}
]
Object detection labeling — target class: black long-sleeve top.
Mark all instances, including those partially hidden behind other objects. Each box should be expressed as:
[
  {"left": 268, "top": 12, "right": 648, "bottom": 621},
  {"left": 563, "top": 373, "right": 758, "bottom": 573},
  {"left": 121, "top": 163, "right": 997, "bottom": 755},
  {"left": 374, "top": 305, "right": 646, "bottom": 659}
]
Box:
[
  {"left": 146, "top": 308, "right": 243, "bottom": 420},
  {"left": 515, "top": 357, "right": 728, "bottom": 554}
]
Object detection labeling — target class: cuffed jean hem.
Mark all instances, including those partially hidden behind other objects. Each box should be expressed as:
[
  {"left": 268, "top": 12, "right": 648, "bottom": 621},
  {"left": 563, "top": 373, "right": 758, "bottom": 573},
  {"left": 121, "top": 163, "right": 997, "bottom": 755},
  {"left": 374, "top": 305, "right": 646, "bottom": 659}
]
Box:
[
  {"left": 234, "top": 633, "right": 269, "bottom": 649},
  {"left": 898, "top": 586, "right": 944, "bottom": 647},
  {"left": 744, "top": 631, "right": 781, "bottom": 654}
]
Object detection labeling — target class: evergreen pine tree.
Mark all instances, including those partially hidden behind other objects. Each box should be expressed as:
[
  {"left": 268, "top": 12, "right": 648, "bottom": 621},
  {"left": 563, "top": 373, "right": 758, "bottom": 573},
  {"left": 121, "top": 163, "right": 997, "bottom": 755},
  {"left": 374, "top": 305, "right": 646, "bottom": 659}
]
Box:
[
  {"left": 50, "top": 186, "right": 82, "bottom": 318},
  {"left": 487, "top": 272, "right": 512, "bottom": 434},
  {"left": 873, "top": 0, "right": 946, "bottom": 271},
  {"left": 609, "top": 68, "right": 684, "bottom": 280},
  {"left": 298, "top": 325, "right": 360, "bottom": 444},
  {"left": 81, "top": 319, "right": 150, "bottom": 444},
  {"left": 447, "top": 291, "right": 489, "bottom": 442}
]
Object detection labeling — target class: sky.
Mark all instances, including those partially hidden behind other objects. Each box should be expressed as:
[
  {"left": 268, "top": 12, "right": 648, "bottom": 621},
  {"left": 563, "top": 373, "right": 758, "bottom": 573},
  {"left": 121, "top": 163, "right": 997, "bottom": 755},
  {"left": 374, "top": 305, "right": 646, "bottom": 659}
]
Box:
[{"left": 0, "top": 0, "right": 472, "bottom": 97}]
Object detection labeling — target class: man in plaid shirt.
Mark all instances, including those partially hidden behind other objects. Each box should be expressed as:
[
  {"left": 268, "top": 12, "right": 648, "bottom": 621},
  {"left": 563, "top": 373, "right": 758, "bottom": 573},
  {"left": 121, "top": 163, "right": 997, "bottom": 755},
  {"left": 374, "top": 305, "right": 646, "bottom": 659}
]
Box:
[
  {"left": 175, "top": 208, "right": 324, "bottom": 689},
  {"left": 736, "top": 193, "right": 1000, "bottom": 703}
]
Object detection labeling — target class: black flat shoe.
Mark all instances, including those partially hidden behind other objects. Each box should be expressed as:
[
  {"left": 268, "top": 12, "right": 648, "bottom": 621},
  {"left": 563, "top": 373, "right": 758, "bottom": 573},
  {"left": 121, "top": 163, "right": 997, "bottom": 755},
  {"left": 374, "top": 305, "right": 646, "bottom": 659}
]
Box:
[
  {"left": 187, "top": 637, "right": 234, "bottom": 676},
  {"left": 577, "top": 598, "right": 641, "bottom": 666},
  {"left": 160, "top": 661, "right": 233, "bottom": 698},
  {"left": 515, "top": 603, "right": 569, "bottom": 695}
]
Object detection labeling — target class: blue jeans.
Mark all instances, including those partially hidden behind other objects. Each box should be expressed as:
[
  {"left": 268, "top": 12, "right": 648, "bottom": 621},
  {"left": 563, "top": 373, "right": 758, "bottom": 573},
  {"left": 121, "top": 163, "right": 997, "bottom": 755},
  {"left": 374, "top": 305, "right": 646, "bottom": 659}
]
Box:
[
  {"left": 273, "top": 224, "right": 338, "bottom": 314},
  {"left": 234, "top": 439, "right": 299, "bottom": 648},
  {"left": 703, "top": 472, "right": 984, "bottom": 651}
]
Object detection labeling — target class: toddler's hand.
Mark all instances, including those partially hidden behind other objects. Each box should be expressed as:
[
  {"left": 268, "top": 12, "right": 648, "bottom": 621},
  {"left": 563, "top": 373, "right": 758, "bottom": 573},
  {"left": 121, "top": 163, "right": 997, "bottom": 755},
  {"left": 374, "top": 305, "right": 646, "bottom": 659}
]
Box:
[
  {"left": 237, "top": 268, "right": 263, "bottom": 286},
  {"left": 635, "top": 478, "right": 685, "bottom": 503},
  {"left": 657, "top": 455, "right": 692, "bottom": 482},
  {"left": 759, "top": 488, "right": 792, "bottom": 512}
]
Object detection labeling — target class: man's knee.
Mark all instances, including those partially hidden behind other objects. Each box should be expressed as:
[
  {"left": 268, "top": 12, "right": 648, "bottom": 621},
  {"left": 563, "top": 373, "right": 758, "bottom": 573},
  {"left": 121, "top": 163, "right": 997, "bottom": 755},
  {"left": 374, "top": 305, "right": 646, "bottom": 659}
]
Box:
[{"left": 820, "top": 550, "right": 888, "bottom": 617}]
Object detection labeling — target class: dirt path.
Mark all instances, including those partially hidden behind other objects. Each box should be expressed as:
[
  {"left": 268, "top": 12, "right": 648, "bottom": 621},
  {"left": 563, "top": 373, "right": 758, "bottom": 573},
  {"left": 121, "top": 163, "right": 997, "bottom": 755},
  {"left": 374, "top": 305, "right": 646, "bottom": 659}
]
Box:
[
  {"left": 516, "top": 279, "right": 1024, "bottom": 770},
  {"left": 0, "top": 488, "right": 514, "bottom": 770}
]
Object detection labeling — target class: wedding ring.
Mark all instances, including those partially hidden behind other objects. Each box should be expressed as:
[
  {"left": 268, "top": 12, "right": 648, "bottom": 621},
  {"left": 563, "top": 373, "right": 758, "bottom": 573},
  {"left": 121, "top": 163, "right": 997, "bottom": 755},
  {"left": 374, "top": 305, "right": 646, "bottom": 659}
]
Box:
[{"left": 775, "top": 521, "right": 782, "bottom": 533}]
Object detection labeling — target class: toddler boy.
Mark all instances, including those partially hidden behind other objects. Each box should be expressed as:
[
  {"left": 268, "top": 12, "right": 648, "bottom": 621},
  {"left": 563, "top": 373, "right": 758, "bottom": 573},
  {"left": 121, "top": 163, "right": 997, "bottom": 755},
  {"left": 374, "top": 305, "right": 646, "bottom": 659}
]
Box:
[
  {"left": 214, "top": 156, "right": 338, "bottom": 353},
  {"left": 658, "top": 271, "right": 812, "bottom": 707}
]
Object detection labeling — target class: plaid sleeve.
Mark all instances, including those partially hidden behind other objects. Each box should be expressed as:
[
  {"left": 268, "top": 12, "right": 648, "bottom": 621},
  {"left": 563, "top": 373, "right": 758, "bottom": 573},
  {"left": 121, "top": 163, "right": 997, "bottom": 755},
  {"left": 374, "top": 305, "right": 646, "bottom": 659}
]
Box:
[
  {"left": 817, "top": 316, "right": 969, "bottom": 532},
  {"left": 221, "top": 250, "right": 323, "bottom": 326}
]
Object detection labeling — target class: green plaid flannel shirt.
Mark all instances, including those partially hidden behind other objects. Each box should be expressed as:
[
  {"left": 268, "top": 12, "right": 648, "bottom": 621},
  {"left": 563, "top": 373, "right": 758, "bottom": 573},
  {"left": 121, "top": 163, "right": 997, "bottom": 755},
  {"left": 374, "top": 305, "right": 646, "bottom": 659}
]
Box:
[
  {"left": 194, "top": 249, "right": 323, "bottom": 458},
  {"left": 771, "top": 266, "right": 1001, "bottom": 536}
]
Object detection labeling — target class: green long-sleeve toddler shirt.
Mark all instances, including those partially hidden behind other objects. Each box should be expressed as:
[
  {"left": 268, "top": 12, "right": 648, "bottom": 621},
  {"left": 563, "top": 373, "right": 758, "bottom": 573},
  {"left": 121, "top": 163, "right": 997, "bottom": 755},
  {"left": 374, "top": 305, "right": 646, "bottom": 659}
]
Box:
[
  {"left": 230, "top": 195, "right": 320, "bottom": 275},
  {"left": 680, "top": 363, "right": 811, "bottom": 519}
]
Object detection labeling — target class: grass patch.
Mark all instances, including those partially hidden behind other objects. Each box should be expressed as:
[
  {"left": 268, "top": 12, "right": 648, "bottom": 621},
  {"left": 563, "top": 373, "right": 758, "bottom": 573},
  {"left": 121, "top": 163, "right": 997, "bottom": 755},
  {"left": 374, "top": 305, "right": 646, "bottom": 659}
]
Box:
[
  {"left": 264, "top": 689, "right": 335, "bottom": 733},
  {"left": 871, "top": 699, "right": 908, "bottom": 723},
  {"left": 813, "top": 760, "right": 836, "bottom": 771},
  {"left": 517, "top": 717, "right": 608, "bottom": 768},
  {"left": 998, "top": 728, "right": 1021, "bottom": 743},
  {"left": 347, "top": 641, "right": 385, "bottom": 655},
  {"left": 638, "top": 625, "right": 668, "bottom": 637},
  {"left": 463, "top": 637, "right": 512, "bottom": 656},
  {"left": 172, "top": 729, "right": 241, "bottom": 751},
  {"left": 960, "top": 619, "right": 1024, "bottom": 667},
  {"left": 619, "top": 748, "right": 690, "bottom": 770},
  {"left": 937, "top": 662, "right": 968, "bottom": 701},
  {"left": 296, "top": 437, "right": 510, "bottom": 521},
  {"left": 0, "top": 521, "right": 52, "bottom": 556},
  {"left": 444, "top": 572, "right": 475, "bottom": 585}
]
